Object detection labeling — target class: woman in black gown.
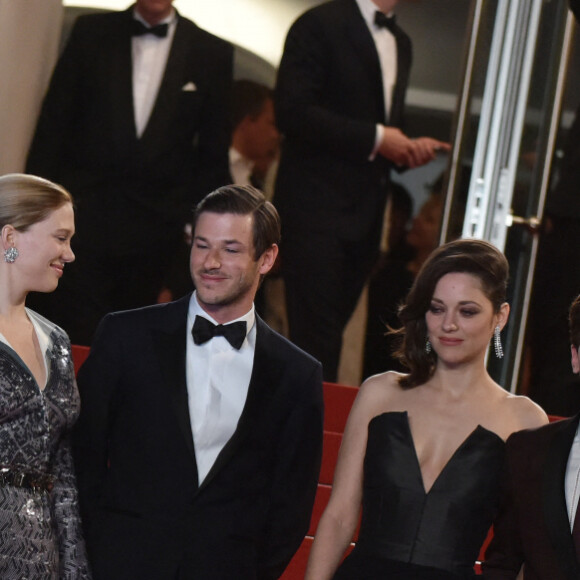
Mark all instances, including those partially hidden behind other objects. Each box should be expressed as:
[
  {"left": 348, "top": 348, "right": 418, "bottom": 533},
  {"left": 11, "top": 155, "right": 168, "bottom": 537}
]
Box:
[
  {"left": 0, "top": 174, "right": 90, "bottom": 578},
  {"left": 306, "top": 239, "right": 547, "bottom": 579}
]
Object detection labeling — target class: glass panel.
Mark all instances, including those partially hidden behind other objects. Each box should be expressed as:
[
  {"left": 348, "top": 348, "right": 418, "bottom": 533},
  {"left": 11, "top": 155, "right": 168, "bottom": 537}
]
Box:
[
  {"left": 442, "top": 0, "right": 573, "bottom": 391},
  {"left": 498, "top": 0, "right": 573, "bottom": 394},
  {"left": 523, "top": 4, "right": 579, "bottom": 415},
  {"left": 442, "top": 0, "right": 500, "bottom": 242}
]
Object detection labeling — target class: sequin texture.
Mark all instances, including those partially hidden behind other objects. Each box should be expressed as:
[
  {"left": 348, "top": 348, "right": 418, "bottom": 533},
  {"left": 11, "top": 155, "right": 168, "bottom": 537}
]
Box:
[{"left": 0, "top": 312, "right": 91, "bottom": 579}]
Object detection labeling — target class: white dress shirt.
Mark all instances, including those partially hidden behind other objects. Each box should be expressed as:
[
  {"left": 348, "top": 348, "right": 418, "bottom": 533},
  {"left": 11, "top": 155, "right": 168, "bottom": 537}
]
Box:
[
  {"left": 0, "top": 308, "right": 51, "bottom": 391},
  {"left": 565, "top": 421, "right": 580, "bottom": 530},
  {"left": 229, "top": 147, "right": 254, "bottom": 186},
  {"left": 355, "top": 0, "right": 398, "bottom": 159},
  {"left": 186, "top": 293, "right": 256, "bottom": 484},
  {"left": 132, "top": 9, "right": 177, "bottom": 137}
]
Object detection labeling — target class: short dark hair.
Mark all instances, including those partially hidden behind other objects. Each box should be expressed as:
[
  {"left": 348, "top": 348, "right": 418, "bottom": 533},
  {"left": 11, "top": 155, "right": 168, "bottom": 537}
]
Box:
[
  {"left": 194, "top": 184, "right": 280, "bottom": 260},
  {"left": 570, "top": 295, "right": 580, "bottom": 348},
  {"left": 231, "top": 80, "right": 273, "bottom": 129},
  {"left": 393, "top": 238, "right": 509, "bottom": 388}
]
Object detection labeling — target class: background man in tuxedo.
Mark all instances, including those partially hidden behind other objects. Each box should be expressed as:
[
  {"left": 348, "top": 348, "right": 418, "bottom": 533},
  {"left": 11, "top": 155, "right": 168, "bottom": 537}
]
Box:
[
  {"left": 483, "top": 294, "right": 580, "bottom": 579},
  {"left": 26, "top": 0, "right": 233, "bottom": 345},
  {"left": 72, "top": 184, "right": 324, "bottom": 580},
  {"left": 273, "top": 0, "right": 450, "bottom": 381},
  {"left": 230, "top": 79, "right": 280, "bottom": 191}
]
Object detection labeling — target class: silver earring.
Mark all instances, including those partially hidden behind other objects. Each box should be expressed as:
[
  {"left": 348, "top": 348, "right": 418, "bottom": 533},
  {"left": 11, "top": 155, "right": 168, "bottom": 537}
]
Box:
[
  {"left": 494, "top": 325, "right": 503, "bottom": 359},
  {"left": 4, "top": 247, "right": 18, "bottom": 263},
  {"left": 425, "top": 339, "right": 432, "bottom": 354}
]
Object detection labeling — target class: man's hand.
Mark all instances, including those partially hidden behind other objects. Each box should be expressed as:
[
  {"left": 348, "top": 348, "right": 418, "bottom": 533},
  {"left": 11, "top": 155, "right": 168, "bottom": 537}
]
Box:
[{"left": 378, "top": 127, "right": 451, "bottom": 168}]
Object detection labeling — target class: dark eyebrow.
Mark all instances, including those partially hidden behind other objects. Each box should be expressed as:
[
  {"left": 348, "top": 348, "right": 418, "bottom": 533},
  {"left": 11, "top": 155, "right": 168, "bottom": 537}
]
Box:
[
  {"left": 193, "top": 236, "right": 245, "bottom": 247},
  {"left": 431, "top": 298, "right": 482, "bottom": 307}
]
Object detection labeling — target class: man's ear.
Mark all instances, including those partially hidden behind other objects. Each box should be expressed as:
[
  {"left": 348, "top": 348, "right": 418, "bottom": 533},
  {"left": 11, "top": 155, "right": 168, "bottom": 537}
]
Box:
[
  {"left": 258, "top": 244, "right": 278, "bottom": 276},
  {"left": 571, "top": 345, "right": 580, "bottom": 374}
]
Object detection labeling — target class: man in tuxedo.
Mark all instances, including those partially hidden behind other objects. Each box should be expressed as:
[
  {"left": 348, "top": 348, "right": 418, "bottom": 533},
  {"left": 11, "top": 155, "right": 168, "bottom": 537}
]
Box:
[
  {"left": 26, "top": 0, "right": 233, "bottom": 345},
  {"left": 273, "top": 0, "right": 450, "bottom": 381},
  {"left": 230, "top": 79, "right": 280, "bottom": 191},
  {"left": 72, "top": 184, "right": 324, "bottom": 580},
  {"left": 483, "top": 294, "right": 580, "bottom": 579}
]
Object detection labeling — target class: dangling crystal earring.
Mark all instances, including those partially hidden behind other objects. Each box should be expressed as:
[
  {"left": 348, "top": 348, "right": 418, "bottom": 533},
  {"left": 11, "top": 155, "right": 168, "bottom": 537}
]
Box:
[
  {"left": 425, "top": 339, "right": 432, "bottom": 354},
  {"left": 3, "top": 247, "right": 18, "bottom": 263},
  {"left": 494, "top": 325, "right": 503, "bottom": 359}
]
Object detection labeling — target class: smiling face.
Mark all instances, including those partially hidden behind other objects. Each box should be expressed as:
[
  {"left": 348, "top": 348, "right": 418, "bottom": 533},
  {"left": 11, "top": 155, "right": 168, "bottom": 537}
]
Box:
[
  {"left": 425, "top": 272, "right": 508, "bottom": 367},
  {"left": 10, "top": 202, "right": 75, "bottom": 294},
  {"left": 190, "top": 211, "right": 276, "bottom": 323}
]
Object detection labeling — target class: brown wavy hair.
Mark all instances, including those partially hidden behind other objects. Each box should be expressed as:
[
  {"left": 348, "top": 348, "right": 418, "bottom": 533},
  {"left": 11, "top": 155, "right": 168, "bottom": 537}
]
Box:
[{"left": 392, "top": 239, "right": 509, "bottom": 388}]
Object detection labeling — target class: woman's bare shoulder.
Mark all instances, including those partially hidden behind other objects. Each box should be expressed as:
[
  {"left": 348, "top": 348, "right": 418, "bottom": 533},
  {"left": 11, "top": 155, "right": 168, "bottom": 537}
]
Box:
[
  {"left": 496, "top": 388, "right": 549, "bottom": 431},
  {"left": 360, "top": 370, "right": 407, "bottom": 397},
  {"left": 353, "top": 371, "right": 408, "bottom": 416}
]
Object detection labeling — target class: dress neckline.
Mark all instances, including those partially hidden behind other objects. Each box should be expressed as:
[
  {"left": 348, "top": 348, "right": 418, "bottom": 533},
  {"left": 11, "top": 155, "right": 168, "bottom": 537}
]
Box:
[{"left": 369, "top": 411, "right": 504, "bottom": 494}]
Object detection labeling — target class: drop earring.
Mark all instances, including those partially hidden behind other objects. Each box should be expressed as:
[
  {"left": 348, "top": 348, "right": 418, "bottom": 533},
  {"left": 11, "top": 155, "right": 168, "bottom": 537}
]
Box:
[
  {"left": 425, "top": 339, "right": 432, "bottom": 354},
  {"left": 494, "top": 325, "right": 503, "bottom": 359}
]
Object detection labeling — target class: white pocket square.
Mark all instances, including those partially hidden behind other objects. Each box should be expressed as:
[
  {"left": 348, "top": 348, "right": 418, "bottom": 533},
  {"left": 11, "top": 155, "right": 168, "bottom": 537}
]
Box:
[{"left": 182, "top": 82, "right": 197, "bottom": 92}]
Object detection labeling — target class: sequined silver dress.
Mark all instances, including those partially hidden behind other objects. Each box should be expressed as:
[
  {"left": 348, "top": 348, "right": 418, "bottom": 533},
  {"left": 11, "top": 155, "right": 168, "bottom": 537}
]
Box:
[{"left": 0, "top": 309, "right": 91, "bottom": 579}]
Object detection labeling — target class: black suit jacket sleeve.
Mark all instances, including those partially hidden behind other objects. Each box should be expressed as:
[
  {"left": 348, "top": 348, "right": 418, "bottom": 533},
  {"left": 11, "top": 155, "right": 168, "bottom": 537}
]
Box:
[
  {"left": 482, "top": 433, "right": 525, "bottom": 579},
  {"left": 276, "top": 8, "right": 379, "bottom": 163},
  {"left": 72, "top": 313, "right": 123, "bottom": 529},
  {"left": 257, "top": 362, "right": 323, "bottom": 579},
  {"left": 26, "top": 16, "right": 89, "bottom": 180}
]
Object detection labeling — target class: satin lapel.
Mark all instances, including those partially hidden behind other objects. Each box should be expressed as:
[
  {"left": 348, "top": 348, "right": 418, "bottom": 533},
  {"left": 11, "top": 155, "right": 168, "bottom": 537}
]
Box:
[
  {"left": 543, "top": 414, "right": 580, "bottom": 579},
  {"left": 109, "top": 9, "right": 138, "bottom": 148},
  {"left": 140, "top": 13, "right": 191, "bottom": 145},
  {"left": 390, "top": 26, "right": 411, "bottom": 127},
  {"left": 345, "top": 0, "right": 385, "bottom": 124},
  {"left": 197, "top": 317, "right": 276, "bottom": 494},
  {"left": 152, "top": 296, "right": 196, "bottom": 463}
]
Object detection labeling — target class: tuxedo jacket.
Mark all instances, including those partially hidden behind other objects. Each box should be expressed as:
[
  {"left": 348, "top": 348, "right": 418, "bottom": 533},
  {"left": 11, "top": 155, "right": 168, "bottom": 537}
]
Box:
[
  {"left": 273, "top": 0, "right": 412, "bottom": 242},
  {"left": 26, "top": 6, "right": 233, "bottom": 249},
  {"left": 72, "top": 295, "right": 324, "bottom": 580},
  {"left": 483, "top": 416, "right": 580, "bottom": 580}
]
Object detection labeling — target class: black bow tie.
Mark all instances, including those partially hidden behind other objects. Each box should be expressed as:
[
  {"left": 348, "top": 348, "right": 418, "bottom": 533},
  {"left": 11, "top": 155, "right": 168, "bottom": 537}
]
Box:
[
  {"left": 191, "top": 316, "right": 247, "bottom": 350},
  {"left": 374, "top": 11, "right": 397, "bottom": 32},
  {"left": 131, "top": 19, "right": 169, "bottom": 38}
]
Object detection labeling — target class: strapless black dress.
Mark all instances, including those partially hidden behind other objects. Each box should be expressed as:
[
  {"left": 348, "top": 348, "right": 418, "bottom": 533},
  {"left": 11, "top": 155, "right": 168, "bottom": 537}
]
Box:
[{"left": 333, "top": 412, "right": 505, "bottom": 579}]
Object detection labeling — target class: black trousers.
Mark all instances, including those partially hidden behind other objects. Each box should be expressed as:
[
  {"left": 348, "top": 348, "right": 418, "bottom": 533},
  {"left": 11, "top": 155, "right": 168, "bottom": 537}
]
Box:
[{"left": 281, "top": 228, "right": 379, "bottom": 382}]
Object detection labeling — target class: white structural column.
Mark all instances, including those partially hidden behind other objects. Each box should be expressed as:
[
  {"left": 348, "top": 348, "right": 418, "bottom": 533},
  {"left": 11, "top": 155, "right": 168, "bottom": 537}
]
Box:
[{"left": 0, "top": 0, "right": 63, "bottom": 174}]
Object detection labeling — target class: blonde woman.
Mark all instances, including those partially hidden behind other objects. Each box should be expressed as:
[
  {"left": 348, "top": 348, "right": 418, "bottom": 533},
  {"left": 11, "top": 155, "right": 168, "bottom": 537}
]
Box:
[{"left": 0, "top": 174, "right": 90, "bottom": 578}]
